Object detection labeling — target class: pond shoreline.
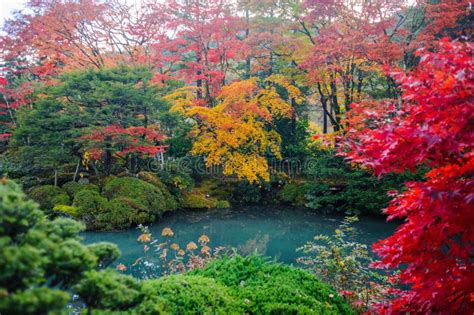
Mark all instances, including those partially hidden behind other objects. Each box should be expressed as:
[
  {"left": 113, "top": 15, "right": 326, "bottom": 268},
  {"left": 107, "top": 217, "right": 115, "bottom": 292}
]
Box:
[
  {"left": 82, "top": 203, "right": 395, "bottom": 234},
  {"left": 82, "top": 205, "right": 399, "bottom": 279}
]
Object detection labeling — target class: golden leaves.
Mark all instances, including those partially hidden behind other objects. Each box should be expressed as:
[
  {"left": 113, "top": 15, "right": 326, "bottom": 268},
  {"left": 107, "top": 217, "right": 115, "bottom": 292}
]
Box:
[
  {"left": 161, "top": 227, "right": 174, "bottom": 237},
  {"left": 137, "top": 233, "right": 151, "bottom": 242},
  {"left": 186, "top": 241, "right": 198, "bottom": 251},
  {"left": 198, "top": 234, "right": 210, "bottom": 244},
  {"left": 183, "top": 78, "right": 301, "bottom": 183},
  {"left": 116, "top": 263, "right": 127, "bottom": 271},
  {"left": 164, "top": 86, "right": 199, "bottom": 114}
]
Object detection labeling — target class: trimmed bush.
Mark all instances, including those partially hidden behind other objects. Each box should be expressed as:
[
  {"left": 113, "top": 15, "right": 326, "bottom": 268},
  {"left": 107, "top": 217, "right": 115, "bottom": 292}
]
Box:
[
  {"left": 75, "top": 270, "right": 143, "bottom": 311},
  {"left": 74, "top": 254, "right": 353, "bottom": 314},
  {"left": 29, "top": 185, "right": 70, "bottom": 210},
  {"left": 103, "top": 177, "right": 177, "bottom": 215},
  {"left": 136, "top": 171, "right": 168, "bottom": 190},
  {"left": 53, "top": 204, "right": 79, "bottom": 217},
  {"left": 191, "top": 255, "right": 354, "bottom": 315},
  {"left": 278, "top": 182, "right": 309, "bottom": 207},
  {"left": 136, "top": 275, "right": 241, "bottom": 314},
  {"left": 97, "top": 197, "right": 150, "bottom": 230},
  {"left": 72, "top": 189, "right": 109, "bottom": 222},
  {"left": 62, "top": 181, "right": 99, "bottom": 198},
  {"left": 69, "top": 177, "right": 180, "bottom": 230},
  {"left": 136, "top": 172, "right": 179, "bottom": 210}
]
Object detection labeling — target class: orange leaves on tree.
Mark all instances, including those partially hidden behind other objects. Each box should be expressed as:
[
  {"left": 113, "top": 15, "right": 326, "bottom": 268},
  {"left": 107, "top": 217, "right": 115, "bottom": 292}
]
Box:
[{"left": 181, "top": 77, "right": 299, "bottom": 183}]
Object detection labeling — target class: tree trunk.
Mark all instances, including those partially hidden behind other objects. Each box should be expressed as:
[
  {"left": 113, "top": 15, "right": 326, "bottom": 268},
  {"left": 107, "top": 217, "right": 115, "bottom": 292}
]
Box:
[
  {"left": 196, "top": 53, "right": 203, "bottom": 99},
  {"left": 245, "top": 7, "right": 251, "bottom": 79},
  {"left": 104, "top": 149, "right": 112, "bottom": 176},
  {"left": 329, "top": 78, "right": 341, "bottom": 132},
  {"left": 73, "top": 158, "right": 81, "bottom": 182}
]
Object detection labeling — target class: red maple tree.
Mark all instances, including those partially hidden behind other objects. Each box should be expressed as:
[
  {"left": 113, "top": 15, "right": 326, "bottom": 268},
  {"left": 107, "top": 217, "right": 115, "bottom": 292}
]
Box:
[
  {"left": 81, "top": 125, "right": 167, "bottom": 175},
  {"left": 339, "top": 39, "right": 474, "bottom": 313},
  {"left": 149, "top": 0, "right": 244, "bottom": 103}
]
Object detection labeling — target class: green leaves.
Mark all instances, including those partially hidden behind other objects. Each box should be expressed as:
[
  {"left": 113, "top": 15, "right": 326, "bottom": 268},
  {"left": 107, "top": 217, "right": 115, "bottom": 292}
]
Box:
[
  {"left": 8, "top": 65, "right": 172, "bottom": 179},
  {"left": 298, "top": 216, "right": 393, "bottom": 312},
  {"left": 0, "top": 180, "right": 121, "bottom": 314}
]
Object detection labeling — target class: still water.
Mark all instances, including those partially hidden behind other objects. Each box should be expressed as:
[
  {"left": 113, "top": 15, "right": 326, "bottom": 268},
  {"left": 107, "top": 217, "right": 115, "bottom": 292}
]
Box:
[{"left": 82, "top": 206, "right": 398, "bottom": 278}]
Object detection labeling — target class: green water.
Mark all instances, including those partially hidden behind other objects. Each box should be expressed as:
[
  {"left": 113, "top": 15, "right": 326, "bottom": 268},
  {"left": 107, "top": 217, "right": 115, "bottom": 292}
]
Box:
[{"left": 82, "top": 206, "right": 398, "bottom": 278}]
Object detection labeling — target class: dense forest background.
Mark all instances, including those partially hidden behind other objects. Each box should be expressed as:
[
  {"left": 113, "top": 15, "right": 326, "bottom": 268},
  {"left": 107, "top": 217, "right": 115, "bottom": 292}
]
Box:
[{"left": 0, "top": 0, "right": 472, "bottom": 314}]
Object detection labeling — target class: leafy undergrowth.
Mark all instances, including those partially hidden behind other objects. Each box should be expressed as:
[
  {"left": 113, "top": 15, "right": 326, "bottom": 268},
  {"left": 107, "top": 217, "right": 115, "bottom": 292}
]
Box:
[
  {"left": 78, "top": 255, "right": 354, "bottom": 314},
  {"left": 191, "top": 255, "right": 354, "bottom": 314}
]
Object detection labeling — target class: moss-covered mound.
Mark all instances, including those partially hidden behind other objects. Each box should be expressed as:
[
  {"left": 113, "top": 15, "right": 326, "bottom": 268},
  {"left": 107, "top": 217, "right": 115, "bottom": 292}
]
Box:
[
  {"left": 62, "top": 181, "right": 99, "bottom": 199},
  {"left": 66, "top": 176, "right": 178, "bottom": 230},
  {"left": 182, "top": 179, "right": 231, "bottom": 209},
  {"left": 29, "top": 174, "right": 180, "bottom": 231},
  {"left": 76, "top": 255, "right": 354, "bottom": 314},
  {"left": 191, "top": 255, "right": 354, "bottom": 314},
  {"left": 103, "top": 176, "right": 177, "bottom": 213},
  {"left": 29, "top": 185, "right": 70, "bottom": 210},
  {"left": 73, "top": 190, "right": 109, "bottom": 217}
]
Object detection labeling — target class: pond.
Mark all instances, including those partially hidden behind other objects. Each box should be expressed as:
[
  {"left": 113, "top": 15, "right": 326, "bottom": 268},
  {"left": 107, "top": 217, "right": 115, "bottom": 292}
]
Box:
[{"left": 82, "top": 206, "right": 398, "bottom": 278}]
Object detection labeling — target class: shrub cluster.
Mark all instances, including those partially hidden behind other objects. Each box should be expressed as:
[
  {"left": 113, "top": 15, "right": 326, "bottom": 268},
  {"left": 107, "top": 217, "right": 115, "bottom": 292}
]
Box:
[
  {"left": 304, "top": 150, "right": 425, "bottom": 215},
  {"left": 29, "top": 173, "right": 179, "bottom": 231},
  {"left": 0, "top": 179, "right": 119, "bottom": 315},
  {"left": 76, "top": 255, "right": 354, "bottom": 314},
  {"left": 29, "top": 185, "right": 70, "bottom": 211}
]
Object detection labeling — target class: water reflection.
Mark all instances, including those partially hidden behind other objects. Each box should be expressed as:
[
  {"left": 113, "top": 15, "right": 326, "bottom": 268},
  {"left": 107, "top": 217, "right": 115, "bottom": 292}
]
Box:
[{"left": 82, "top": 206, "right": 398, "bottom": 279}]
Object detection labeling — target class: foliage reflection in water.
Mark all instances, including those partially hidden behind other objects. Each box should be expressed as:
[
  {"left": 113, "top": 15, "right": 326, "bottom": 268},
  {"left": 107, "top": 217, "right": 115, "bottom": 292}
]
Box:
[{"left": 82, "top": 206, "right": 398, "bottom": 279}]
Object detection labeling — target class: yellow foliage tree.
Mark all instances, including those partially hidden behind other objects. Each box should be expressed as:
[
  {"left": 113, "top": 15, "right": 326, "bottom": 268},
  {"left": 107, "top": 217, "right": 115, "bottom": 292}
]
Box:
[{"left": 171, "top": 77, "right": 300, "bottom": 183}]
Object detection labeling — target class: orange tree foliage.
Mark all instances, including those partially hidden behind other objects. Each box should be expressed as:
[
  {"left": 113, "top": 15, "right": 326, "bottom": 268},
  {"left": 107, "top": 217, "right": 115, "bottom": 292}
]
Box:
[
  {"left": 170, "top": 76, "right": 301, "bottom": 183},
  {"left": 0, "top": 0, "right": 165, "bottom": 75},
  {"left": 339, "top": 39, "right": 474, "bottom": 314},
  {"left": 300, "top": 0, "right": 407, "bottom": 132}
]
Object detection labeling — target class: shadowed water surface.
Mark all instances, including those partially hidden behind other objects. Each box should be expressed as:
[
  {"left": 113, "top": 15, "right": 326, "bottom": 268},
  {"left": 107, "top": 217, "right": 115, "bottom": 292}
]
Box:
[{"left": 82, "top": 206, "right": 398, "bottom": 278}]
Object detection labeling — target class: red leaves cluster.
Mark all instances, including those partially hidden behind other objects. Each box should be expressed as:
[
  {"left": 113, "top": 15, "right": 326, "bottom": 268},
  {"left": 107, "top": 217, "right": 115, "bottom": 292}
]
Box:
[
  {"left": 148, "top": 0, "right": 245, "bottom": 98},
  {"left": 339, "top": 39, "right": 474, "bottom": 313},
  {"left": 81, "top": 125, "right": 167, "bottom": 160}
]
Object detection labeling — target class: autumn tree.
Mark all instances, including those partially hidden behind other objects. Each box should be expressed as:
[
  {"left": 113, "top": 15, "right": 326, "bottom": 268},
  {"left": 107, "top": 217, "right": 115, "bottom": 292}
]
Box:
[
  {"left": 169, "top": 76, "right": 301, "bottom": 182},
  {"left": 80, "top": 125, "right": 167, "bottom": 176},
  {"left": 0, "top": 78, "right": 13, "bottom": 148},
  {"left": 339, "top": 39, "right": 474, "bottom": 313},
  {"left": 299, "top": 0, "right": 407, "bottom": 133},
  {"left": 9, "top": 66, "right": 171, "bottom": 180},
  {"left": 0, "top": 0, "right": 167, "bottom": 78},
  {"left": 150, "top": 0, "right": 245, "bottom": 104}
]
